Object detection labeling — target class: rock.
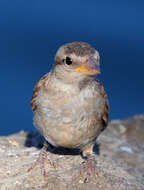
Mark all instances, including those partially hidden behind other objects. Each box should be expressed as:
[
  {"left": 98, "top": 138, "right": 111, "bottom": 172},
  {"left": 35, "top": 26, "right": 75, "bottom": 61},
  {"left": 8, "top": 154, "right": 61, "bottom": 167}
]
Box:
[
  {"left": 0, "top": 115, "right": 144, "bottom": 190},
  {"left": 98, "top": 114, "right": 144, "bottom": 183}
]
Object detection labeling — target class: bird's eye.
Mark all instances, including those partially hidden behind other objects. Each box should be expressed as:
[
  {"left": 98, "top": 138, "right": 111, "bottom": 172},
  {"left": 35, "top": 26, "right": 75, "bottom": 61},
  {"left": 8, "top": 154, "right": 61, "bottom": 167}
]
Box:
[{"left": 65, "top": 57, "right": 72, "bottom": 65}]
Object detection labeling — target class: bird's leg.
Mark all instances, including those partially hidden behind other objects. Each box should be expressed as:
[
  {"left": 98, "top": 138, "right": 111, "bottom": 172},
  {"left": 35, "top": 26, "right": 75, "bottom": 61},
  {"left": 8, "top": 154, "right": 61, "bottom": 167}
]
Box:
[
  {"left": 82, "top": 155, "right": 96, "bottom": 176},
  {"left": 28, "top": 141, "right": 56, "bottom": 176},
  {"left": 81, "top": 145, "right": 96, "bottom": 179}
]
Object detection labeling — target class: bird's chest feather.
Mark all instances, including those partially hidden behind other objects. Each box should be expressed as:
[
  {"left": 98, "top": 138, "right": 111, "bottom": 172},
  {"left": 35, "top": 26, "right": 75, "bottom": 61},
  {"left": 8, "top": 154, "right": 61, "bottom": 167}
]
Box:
[
  {"left": 34, "top": 82, "right": 105, "bottom": 147},
  {"left": 37, "top": 83, "right": 103, "bottom": 126}
]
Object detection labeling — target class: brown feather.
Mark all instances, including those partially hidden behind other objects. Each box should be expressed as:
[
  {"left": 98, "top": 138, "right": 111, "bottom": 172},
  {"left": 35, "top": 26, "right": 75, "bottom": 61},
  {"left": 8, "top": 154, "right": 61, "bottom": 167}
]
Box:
[
  {"left": 64, "top": 42, "right": 95, "bottom": 56},
  {"left": 101, "top": 102, "right": 109, "bottom": 132},
  {"left": 31, "top": 74, "right": 47, "bottom": 111},
  {"left": 96, "top": 80, "right": 109, "bottom": 131},
  {"left": 101, "top": 90, "right": 109, "bottom": 131}
]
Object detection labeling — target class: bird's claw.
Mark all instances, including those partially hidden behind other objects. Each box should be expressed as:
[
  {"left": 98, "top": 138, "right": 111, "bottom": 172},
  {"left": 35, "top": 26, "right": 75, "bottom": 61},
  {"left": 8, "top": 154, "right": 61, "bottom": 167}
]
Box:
[{"left": 27, "top": 142, "right": 56, "bottom": 176}]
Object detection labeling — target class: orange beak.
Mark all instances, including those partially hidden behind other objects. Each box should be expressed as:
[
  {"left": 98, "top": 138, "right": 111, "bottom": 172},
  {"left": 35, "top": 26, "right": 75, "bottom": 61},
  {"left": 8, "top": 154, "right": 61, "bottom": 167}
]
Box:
[{"left": 74, "top": 57, "right": 100, "bottom": 76}]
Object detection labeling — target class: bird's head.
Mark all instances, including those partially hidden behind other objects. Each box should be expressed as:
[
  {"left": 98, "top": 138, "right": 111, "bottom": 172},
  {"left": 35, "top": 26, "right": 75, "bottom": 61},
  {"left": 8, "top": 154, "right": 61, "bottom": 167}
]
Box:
[{"left": 53, "top": 42, "right": 100, "bottom": 84}]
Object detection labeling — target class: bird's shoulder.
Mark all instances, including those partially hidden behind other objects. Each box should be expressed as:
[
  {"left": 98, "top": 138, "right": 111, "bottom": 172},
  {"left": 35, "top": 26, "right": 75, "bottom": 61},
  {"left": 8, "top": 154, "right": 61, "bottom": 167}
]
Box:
[
  {"left": 92, "top": 79, "right": 106, "bottom": 95},
  {"left": 31, "top": 73, "right": 49, "bottom": 111}
]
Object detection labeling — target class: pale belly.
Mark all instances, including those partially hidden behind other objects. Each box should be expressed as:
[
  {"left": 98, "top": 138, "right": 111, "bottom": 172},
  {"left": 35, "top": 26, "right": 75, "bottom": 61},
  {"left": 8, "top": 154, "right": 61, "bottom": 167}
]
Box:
[
  {"left": 34, "top": 83, "right": 104, "bottom": 148},
  {"left": 34, "top": 104, "right": 102, "bottom": 149}
]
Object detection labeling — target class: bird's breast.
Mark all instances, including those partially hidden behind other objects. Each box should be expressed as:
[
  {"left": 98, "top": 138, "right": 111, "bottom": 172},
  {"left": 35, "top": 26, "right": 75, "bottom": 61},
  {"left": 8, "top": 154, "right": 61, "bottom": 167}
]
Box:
[{"left": 34, "top": 82, "right": 105, "bottom": 148}]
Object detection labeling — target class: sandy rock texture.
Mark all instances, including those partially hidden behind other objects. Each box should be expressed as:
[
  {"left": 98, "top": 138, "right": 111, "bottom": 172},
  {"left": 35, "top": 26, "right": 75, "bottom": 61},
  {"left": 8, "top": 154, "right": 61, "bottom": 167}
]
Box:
[
  {"left": 98, "top": 114, "right": 144, "bottom": 182},
  {"left": 0, "top": 115, "right": 144, "bottom": 190}
]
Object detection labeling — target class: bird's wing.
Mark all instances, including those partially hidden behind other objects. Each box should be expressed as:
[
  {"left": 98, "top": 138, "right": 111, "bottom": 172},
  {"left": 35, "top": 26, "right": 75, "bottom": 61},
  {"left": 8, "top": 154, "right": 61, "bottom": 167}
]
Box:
[
  {"left": 31, "top": 74, "right": 48, "bottom": 111},
  {"left": 97, "top": 81, "right": 109, "bottom": 131},
  {"left": 101, "top": 98, "right": 109, "bottom": 131}
]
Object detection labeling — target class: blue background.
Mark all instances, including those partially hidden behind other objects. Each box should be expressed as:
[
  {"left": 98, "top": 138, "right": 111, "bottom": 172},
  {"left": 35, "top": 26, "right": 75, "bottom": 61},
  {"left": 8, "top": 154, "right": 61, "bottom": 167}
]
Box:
[{"left": 0, "top": 0, "right": 144, "bottom": 135}]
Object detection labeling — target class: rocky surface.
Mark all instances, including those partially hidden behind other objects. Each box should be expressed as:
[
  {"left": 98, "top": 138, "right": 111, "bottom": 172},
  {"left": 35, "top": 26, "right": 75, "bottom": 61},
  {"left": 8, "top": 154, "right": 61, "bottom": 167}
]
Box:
[
  {"left": 0, "top": 115, "right": 144, "bottom": 190},
  {"left": 98, "top": 114, "right": 144, "bottom": 182}
]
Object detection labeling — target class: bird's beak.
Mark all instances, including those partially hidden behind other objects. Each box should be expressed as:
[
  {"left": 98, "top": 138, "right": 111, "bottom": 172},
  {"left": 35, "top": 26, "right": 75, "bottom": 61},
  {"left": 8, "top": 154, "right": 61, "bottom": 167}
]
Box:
[{"left": 74, "top": 57, "right": 100, "bottom": 76}]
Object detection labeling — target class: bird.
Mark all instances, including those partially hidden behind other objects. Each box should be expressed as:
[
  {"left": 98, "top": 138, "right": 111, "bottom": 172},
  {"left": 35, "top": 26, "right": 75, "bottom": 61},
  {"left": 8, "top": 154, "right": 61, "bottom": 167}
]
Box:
[{"left": 30, "top": 42, "right": 109, "bottom": 176}]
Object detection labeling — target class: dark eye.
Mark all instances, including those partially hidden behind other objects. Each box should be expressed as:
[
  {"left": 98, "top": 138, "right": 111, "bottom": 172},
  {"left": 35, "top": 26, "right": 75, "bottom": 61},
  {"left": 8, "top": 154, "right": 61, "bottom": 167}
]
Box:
[{"left": 65, "top": 56, "right": 72, "bottom": 65}]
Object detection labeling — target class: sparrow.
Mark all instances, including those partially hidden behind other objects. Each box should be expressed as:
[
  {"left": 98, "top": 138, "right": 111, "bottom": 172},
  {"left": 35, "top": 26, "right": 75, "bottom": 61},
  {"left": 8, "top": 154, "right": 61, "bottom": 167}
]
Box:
[{"left": 30, "top": 42, "right": 109, "bottom": 176}]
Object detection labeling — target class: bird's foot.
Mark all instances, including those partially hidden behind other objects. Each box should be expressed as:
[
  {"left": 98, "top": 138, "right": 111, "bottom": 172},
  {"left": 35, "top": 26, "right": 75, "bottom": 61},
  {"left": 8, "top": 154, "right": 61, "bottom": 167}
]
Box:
[
  {"left": 27, "top": 142, "right": 56, "bottom": 176},
  {"left": 81, "top": 155, "right": 96, "bottom": 182}
]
